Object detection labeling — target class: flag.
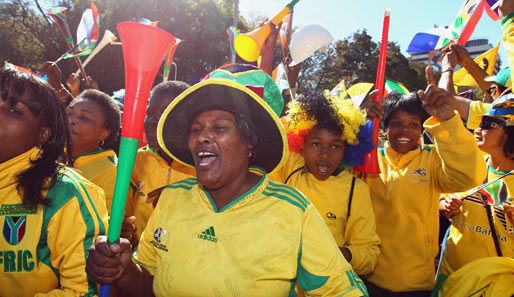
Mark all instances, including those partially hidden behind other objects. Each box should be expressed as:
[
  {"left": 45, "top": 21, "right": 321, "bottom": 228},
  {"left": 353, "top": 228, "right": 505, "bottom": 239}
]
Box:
[
  {"left": 279, "top": 12, "right": 293, "bottom": 61},
  {"left": 63, "top": 38, "right": 92, "bottom": 59},
  {"left": 407, "top": 0, "right": 484, "bottom": 53},
  {"left": 476, "top": 178, "right": 508, "bottom": 205},
  {"left": 483, "top": 0, "right": 500, "bottom": 21},
  {"left": 227, "top": 26, "right": 239, "bottom": 62},
  {"left": 329, "top": 79, "right": 347, "bottom": 97},
  {"left": 272, "top": 63, "right": 290, "bottom": 92},
  {"left": 76, "top": 2, "right": 100, "bottom": 54},
  {"left": 454, "top": 42, "right": 499, "bottom": 86},
  {"left": 163, "top": 39, "right": 181, "bottom": 82},
  {"left": 384, "top": 79, "right": 409, "bottom": 97},
  {"left": 346, "top": 82, "right": 375, "bottom": 107},
  {"left": 48, "top": 7, "right": 74, "bottom": 45}
]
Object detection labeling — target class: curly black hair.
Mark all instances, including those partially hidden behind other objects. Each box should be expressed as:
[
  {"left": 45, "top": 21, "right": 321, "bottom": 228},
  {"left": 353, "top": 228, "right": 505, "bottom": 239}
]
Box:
[
  {"left": 150, "top": 80, "right": 190, "bottom": 102},
  {"left": 381, "top": 91, "right": 430, "bottom": 129},
  {"left": 0, "top": 65, "right": 72, "bottom": 206},
  {"left": 74, "top": 89, "right": 122, "bottom": 151}
]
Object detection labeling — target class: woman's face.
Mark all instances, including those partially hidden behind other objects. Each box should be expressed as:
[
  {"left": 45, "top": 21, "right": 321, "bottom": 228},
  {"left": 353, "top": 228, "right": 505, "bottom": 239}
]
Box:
[
  {"left": 144, "top": 94, "right": 174, "bottom": 150},
  {"left": 188, "top": 110, "right": 252, "bottom": 189},
  {"left": 67, "top": 99, "right": 109, "bottom": 157},
  {"left": 0, "top": 89, "right": 49, "bottom": 163},
  {"left": 385, "top": 109, "right": 422, "bottom": 154},
  {"left": 301, "top": 126, "right": 345, "bottom": 181},
  {"left": 474, "top": 117, "right": 507, "bottom": 154}
]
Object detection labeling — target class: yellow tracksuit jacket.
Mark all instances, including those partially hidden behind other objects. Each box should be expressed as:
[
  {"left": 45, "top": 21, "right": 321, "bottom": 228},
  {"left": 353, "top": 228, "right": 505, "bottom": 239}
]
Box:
[
  {"left": 274, "top": 152, "right": 380, "bottom": 276},
  {"left": 0, "top": 147, "right": 109, "bottom": 296},
  {"left": 125, "top": 146, "right": 196, "bottom": 240},
  {"left": 73, "top": 149, "right": 117, "bottom": 213},
  {"left": 360, "top": 114, "right": 487, "bottom": 292}
]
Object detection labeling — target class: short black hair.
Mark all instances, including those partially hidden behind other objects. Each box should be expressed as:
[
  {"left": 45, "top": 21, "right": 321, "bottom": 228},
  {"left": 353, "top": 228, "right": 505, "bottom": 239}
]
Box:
[
  {"left": 0, "top": 65, "right": 72, "bottom": 206},
  {"left": 293, "top": 92, "right": 343, "bottom": 135},
  {"left": 150, "top": 80, "right": 190, "bottom": 103},
  {"left": 75, "top": 89, "right": 121, "bottom": 150},
  {"left": 381, "top": 92, "right": 429, "bottom": 129}
]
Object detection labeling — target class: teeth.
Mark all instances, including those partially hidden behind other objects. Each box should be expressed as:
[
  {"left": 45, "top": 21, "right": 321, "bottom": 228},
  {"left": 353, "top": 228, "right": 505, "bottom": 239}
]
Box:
[{"left": 198, "top": 151, "right": 216, "bottom": 157}]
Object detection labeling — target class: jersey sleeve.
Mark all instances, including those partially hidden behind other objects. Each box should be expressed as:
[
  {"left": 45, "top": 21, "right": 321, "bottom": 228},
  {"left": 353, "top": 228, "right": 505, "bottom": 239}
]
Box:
[
  {"left": 37, "top": 180, "right": 108, "bottom": 297},
  {"left": 424, "top": 113, "right": 487, "bottom": 194},
  {"left": 131, "top": 187, "right": 168, "bottom": 276},
  {"left": 466, "top": 101, "right": 491, "bottom": 130},
  {"left": 273, "top": 150, "right": 304, "bottom": 182},
  {"left": 502, "top": 12, "right": 514, "bottom": 86},
  {"left": 299, "top": 204, "right": 368, "bottom": 297},
  {"left": 343, "top": 180, "right": 380, "bottom": 276}
]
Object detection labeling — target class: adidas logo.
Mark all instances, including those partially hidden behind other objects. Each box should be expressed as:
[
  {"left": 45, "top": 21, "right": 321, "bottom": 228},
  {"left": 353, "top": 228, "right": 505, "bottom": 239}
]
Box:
[{"left": 197, "top": 226, "right": 218, "bottom": 242}]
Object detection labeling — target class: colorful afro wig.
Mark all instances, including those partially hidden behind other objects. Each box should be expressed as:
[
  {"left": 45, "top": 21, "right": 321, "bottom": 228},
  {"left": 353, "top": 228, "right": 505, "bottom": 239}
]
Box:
[{"left": 283, "top": 89, "right": 374, "bottom": 167}]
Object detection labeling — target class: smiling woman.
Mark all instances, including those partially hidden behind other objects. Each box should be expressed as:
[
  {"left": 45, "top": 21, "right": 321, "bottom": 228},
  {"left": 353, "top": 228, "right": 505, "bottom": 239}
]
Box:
[
  {"left": 67, "top": 89, "right": 121, "bottom": 213},
  {"left": 85, "top": 64, "right": 368, "bottom": 297}
]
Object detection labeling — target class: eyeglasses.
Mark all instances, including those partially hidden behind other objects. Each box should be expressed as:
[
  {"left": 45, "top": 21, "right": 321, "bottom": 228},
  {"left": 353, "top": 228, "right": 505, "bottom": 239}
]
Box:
[
  {"left": 486, "top": 85, "right": 497, "bottom": 95},
  {"left": 479, "top": 119, "right": 505, "bottom": 130}
]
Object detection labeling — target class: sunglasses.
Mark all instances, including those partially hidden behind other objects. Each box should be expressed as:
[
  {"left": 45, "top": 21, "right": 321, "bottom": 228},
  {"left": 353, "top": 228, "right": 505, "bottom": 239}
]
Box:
[{"left": 479, "top": 119, "right": 505, "bottom": 130}]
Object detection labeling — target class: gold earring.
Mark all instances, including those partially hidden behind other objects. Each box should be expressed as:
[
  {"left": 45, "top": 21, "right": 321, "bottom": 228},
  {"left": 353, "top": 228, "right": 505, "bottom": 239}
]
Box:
[
  {"left": 99, "top": 139, "right": 105, "bottom": 147},
  {"left": 248, "top": 151, "right": 253, "bottom": 158},
  {"left": 36, "top": 145, "right": 43, "bottom": 159}
]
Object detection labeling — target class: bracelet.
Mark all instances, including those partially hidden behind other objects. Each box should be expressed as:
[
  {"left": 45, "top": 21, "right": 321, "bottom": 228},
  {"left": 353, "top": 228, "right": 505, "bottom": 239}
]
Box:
[{"left": 441, "top": 67, "right": 454, "bottom": 73}]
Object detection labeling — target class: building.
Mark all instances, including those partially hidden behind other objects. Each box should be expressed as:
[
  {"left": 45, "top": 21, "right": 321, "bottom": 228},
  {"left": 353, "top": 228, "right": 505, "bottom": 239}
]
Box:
[{"left": 409, "top": 38, "right": 501, "bottom": 73}]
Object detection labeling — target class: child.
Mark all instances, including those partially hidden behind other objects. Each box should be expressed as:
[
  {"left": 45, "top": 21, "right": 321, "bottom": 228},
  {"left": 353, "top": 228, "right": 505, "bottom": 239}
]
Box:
[
  {"left": 125, "top": 80, "right": 196, "bottom": 241},
  {"left": 276, "top": 91, "right": 380, "bottom": 276},
  {"left": 359, "top": 75, "right": 487, "bottom": 295}
]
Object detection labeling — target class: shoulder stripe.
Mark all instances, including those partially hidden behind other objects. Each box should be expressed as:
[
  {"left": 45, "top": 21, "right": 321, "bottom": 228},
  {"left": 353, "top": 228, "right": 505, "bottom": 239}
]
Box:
[
  {"left": 263, "top": 191, "right": 306, "bottom": 211},
  {"left": 132, "top": 253, "right": 157, "bottom": 271},
  {"left": 172, "top": 177, "right": 198, "bottom": 186},
  {"left": 167, "top": 184, "right": 194, "bottom": 191},
  {"left": 267, "top": 182, "right": 310, "bottom": 207}
]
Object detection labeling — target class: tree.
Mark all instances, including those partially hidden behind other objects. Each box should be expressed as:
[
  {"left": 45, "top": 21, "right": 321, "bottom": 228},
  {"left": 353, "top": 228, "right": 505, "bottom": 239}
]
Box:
[{"left": 296, "top": 30, "right": 427, "bottom": 95}]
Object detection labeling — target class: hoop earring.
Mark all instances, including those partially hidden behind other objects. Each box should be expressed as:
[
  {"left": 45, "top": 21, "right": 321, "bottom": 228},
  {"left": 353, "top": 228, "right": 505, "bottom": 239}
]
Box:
[{"left": 99, "top": 139, "right": 105, "bottom": 147}]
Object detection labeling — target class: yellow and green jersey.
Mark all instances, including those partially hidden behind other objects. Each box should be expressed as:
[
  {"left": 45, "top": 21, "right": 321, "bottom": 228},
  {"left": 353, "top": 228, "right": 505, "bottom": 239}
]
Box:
[
  {"left": 73, "top": 148, "right": 117, "bottom": 213},
  {"left": 360, "top": 114, "right": 487, "bottom": 292},
  {"left": 502, "top": 12, "right": 514, "bottom": 87},
  {"left": 274, "top": 151, "right": 380, "bottom": 276},
  {"left": 439, "top": 166, "right": 514, "bottom": 277},
  {"left": 133, "top": 167, "right": 367, "bottom": 297},
  {"left": 125, "top": 146, "right": 196, "bottom": 240},
  {"left": 0, "top": 147, "right": 109, "bottom": 296}
]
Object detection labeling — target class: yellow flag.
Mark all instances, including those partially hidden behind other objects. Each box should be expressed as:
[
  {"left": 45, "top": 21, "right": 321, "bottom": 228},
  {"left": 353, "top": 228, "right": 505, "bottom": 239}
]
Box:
[{"left": 453, "top": 42, "right": 499, "bottom": 86}]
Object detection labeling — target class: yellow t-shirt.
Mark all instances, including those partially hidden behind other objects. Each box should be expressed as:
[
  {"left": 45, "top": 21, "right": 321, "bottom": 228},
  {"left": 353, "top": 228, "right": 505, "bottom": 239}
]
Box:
[
  {"left": 360, "top": 114, "right": 487, "bottom": 292},
  {"left": 133, "top": 167, "right": 367, "bottom": 297},
  {"left": 439, "top": 166, "right": 514, "bottom": 276},
  {"left": 274, "top": 152, "right": 380, "bottom": 276},
  {"left": 125, "top": 147, "right": 196, "bottom": 240},
  {"left": 73, "top": 149, "right": 117, "bottom": 213},
  {"left": 0, "top": 147, "right": 109, "bottom": 297}
]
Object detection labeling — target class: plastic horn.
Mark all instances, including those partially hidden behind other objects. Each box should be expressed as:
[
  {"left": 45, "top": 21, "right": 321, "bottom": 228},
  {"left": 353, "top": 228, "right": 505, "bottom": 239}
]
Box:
[
  {"left": 98, "top": 22, "right": 175, "bottom": 297},
  {"left": 234, "top": 0, "right": 300, "bottom": 62},
  {"left": 74, "top": 30, "right": 117, "bottom": 76},
  {"left": 355, "top": 8, "right": 391, "bottom": 174},
  {"left": 163, "top": 38, "right": 181, "bottom": 82}
]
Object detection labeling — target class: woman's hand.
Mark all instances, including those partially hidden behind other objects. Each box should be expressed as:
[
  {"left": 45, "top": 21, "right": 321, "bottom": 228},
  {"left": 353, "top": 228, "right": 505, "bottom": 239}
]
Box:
[
  {"left": 440, "top": 195, "right": 464, "bottom": 219},
  {"left": 504, "top": 204, "right": 514, "bottom": 225},
  {"left": 120, "top": 216, "right": 138, "bottom": 248},
  {"left": 85, "top": 236, "right": 133, "bottom": 285},
  {"left": 360, "top": 90, "right": 383, "bottom": 120},
  {"left": 418, "top": 66, "right": 456, "bottom": 122}
]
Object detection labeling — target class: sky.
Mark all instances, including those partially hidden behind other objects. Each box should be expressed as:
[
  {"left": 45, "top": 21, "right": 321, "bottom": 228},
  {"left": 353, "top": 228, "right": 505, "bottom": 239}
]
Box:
[{"left": 238, "top": 0, "right": 507, "bottom": 65}]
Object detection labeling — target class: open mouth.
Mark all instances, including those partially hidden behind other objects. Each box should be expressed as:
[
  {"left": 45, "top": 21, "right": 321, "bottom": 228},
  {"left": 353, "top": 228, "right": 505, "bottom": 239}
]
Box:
[
  {"left": 396, "top": 137, "right": 412, "bottom": 144},
  {"left": 197, "top": 151, "right": 218, "bottom": 167}
]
